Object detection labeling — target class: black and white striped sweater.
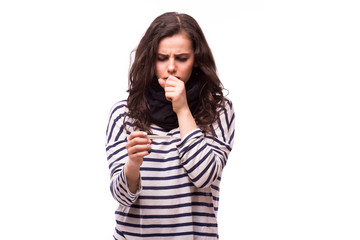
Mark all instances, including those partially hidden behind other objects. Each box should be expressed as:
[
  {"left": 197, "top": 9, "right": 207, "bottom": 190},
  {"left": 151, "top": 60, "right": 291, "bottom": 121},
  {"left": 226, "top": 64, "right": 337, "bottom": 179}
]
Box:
[{"left": 106, "top": 98, "right": 235, "bottom": 239}]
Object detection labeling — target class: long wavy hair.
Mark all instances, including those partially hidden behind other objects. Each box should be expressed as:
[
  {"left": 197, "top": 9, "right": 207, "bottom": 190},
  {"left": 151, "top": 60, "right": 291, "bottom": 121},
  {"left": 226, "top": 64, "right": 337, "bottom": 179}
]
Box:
[{"left": 126, "top": 12, "right": 225, "bottom": 134}]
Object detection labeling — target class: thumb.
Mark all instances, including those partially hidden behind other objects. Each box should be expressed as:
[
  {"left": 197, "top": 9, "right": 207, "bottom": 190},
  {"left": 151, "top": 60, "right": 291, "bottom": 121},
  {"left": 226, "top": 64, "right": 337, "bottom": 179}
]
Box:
[{"left": 158, "top": 78, "right": 166, "bottom": 88}]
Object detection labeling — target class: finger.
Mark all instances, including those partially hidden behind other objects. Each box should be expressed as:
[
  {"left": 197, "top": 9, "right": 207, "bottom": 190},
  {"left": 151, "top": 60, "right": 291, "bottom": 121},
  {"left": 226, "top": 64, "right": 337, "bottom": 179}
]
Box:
[
  {"left": 127, "top": 143, "right": 151, "bottom": 155},
  {"left": 129, "top": 149, "right": 151, "bottom": 158},
  {"left": 129, "top": 151, "right": 150, "bottom": 160},
  {"left": 126, "top": 137, "right": 151, "bottom": 150},
  {"left": 164, "top": 86, "right": 176, "bottom": 94},
  {"left": 167, "top": 75, "right": 181, "bottom": 82},
  {"left": 163, "top": 78, "right": 178, "bottom": 87},
  {"left": 128, "top": 137, "right": 151, "bottom": 147},
  {"left": 164, "top": 92, "right": 174, "bottom": 102},
  {"left": 128, "top": 131, "right": 148, "bottom": 140},
  {"left": 158, "top": 78, "right": 166, "bottom": 88}
]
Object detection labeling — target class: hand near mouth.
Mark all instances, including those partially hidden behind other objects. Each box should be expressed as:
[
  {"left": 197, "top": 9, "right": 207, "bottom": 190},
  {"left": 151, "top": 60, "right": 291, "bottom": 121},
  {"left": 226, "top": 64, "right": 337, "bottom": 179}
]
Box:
[{"left": 158, "top": 75, "right": 189, "bottom": 114}]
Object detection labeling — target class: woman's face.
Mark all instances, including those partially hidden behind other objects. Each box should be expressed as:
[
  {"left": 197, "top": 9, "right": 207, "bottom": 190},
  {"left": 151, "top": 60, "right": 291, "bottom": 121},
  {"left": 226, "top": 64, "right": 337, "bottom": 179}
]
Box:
[{"left": 155, "top": 31, "right": 195, "bottom": 84}]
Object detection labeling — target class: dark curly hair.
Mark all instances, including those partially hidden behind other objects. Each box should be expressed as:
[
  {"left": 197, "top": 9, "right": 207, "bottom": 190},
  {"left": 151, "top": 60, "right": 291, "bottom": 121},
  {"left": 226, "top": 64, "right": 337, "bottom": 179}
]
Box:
[{"left": 125, "top": 12, "right": 225, "bottom": 134}]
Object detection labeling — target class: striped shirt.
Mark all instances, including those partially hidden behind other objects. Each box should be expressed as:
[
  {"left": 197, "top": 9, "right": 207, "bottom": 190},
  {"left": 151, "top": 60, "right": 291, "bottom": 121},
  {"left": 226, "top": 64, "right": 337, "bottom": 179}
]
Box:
[{"left": 105, "top": 98, "right": 235, "bottom": 239}]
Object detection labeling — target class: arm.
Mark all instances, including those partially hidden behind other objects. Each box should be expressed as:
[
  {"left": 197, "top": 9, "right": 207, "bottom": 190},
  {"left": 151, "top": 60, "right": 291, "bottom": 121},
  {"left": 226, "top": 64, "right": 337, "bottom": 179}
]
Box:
[
  {"left": 158, "top": 77, "right": 235, "bottom": 188},
  {"left": 177, "top": 100, "right": 235, "bottom": 188},
  {"left": 125, "top": 131, "right": 151, "bottom": 193},
  {"left": 105, "top": 102, "right": 150, "bottom": 206}
]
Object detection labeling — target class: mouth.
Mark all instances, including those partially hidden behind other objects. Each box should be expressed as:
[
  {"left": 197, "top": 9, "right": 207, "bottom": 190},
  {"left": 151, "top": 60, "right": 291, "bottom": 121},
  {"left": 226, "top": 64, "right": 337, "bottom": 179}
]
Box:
[{"left": 164, "top": 76, "right": 181, "bottom": 80}]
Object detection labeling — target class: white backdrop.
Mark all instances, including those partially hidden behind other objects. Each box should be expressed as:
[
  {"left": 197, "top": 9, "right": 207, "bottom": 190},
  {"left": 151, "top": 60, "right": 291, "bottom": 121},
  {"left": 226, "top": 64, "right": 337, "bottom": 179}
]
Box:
[{"left": 1, "top": 0, "right": 359, "bottom": 239}]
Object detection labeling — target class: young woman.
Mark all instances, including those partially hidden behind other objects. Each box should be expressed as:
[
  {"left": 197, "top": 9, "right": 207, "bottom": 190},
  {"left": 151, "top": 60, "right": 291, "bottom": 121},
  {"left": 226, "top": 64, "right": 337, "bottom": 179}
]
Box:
[{"left": 106, "top": 12, "right": 235, "bottom": 239}]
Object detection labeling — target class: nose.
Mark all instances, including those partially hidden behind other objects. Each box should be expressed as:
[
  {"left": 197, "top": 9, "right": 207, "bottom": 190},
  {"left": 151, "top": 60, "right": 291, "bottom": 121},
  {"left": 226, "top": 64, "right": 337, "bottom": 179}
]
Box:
[{"left": 167, "top": 58, "right": 176, "bottom": 75}]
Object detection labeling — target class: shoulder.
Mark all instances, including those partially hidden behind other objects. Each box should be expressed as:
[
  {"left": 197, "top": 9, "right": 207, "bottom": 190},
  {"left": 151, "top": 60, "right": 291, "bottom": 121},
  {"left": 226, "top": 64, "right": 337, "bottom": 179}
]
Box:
[
  {"left": 108, "top": 100, "right": 128, "bottom": 118},
  {"left": 106, "top": 100, "right": 130, "bottom": 127},
  {"left": 106, "top": 100, "right": 130, "bottom": 143},
  {"left": 216, "top": 97, "right": 235, "bottom": 129},
  {"left": 224, "top": 97, "right": 233, "bottom": 109},
  {"left": 207, "top": 97, "right": 235, "bottom": 142},
  {"left": 219, "top": 97, "right": 234, "bottom": 116}
]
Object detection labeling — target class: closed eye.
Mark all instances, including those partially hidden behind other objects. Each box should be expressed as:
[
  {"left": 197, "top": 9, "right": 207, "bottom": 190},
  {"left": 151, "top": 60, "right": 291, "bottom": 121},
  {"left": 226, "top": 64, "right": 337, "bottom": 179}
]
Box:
[
  {"left": 157, "top": 55, "right": 168, "bottom": 61},
  {"left": 176, "top": 54, "right": 190, "bottom": 62},
  {"left": 176, "top": 57, "right": 188, "bottom": 62}
]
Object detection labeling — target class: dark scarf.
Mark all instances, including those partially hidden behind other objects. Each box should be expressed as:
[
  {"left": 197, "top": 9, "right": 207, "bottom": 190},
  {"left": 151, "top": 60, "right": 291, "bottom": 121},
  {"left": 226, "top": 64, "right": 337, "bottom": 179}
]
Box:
[{"left": 147, "top": 73, "right": 202, "bottom": 131}]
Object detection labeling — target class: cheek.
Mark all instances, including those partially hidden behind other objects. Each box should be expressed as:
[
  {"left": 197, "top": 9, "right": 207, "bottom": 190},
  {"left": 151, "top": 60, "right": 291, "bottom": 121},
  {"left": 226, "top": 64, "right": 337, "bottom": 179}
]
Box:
[
  {"left": 184, "top": 62, "right": 194, "bottom": 76},
  {"left": 155, "top": 63, "right": 163, "bottom": 76},
  {"left": 182, "top": 66, "right": 194, "bottom": 83}
]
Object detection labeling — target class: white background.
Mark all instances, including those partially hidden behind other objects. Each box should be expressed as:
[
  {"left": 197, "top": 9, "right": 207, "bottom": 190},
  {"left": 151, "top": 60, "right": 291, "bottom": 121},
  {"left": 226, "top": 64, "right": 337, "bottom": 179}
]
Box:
[{"left": 1, "top": 0, "right": 359, "bottom": 239}]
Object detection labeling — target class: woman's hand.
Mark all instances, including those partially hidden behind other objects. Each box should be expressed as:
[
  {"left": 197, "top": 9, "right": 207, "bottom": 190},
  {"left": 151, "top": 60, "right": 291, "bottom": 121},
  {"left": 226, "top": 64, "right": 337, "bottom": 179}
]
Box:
[
  {"left": 158, "top": 76, "right": 189, "bottom": 114},
  {"left": 125, "top": 131, "right": 151, "bottom": 193},
  {"left": 126, "top": 131, "right": 151, "bottom": 166},
  {"left": 158, "top": 76, "right": 197, "bottom": 139}
]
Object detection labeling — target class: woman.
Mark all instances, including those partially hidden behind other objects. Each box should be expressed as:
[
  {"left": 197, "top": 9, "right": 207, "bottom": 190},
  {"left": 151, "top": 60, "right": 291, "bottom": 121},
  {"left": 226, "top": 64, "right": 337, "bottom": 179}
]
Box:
[{"left": 106, "top": 12, "right": 235, "bottom": 239}]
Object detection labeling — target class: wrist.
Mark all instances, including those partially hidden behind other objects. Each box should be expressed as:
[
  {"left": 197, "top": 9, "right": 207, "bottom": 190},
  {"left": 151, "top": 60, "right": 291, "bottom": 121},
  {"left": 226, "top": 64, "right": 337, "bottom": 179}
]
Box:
[
  {"left": 176, "top": 107, "right": 197, "bottom": 139},
  {"left": 125, "top": 162, "right": 141, "bottom": 193},
  {"left": 125, "top": 161, "right": 140, "bottom": 181},
  {"left": 175, "top": 105, "right": 192, "bottom": 118}
]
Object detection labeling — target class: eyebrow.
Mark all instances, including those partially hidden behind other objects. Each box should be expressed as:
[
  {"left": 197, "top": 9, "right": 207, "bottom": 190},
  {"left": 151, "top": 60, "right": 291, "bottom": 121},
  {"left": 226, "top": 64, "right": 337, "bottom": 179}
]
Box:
[{"left": 157, "top": 53, "right": 191, "bottom": 57}]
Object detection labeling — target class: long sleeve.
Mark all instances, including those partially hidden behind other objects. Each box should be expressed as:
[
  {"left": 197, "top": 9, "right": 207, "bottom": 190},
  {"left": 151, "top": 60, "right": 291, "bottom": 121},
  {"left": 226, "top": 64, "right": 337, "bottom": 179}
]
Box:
[
  {"left": 105, "top": 101, "right": 142, "bottom": 206},
  {"left": 177, "top": 99, "right": 235, "bottom": 189}
]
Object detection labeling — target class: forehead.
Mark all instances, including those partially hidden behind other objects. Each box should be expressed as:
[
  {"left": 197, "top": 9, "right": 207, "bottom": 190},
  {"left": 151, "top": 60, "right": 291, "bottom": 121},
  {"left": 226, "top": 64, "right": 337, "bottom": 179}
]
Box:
[{"left": 158, "top": 32, "right": 193, "bottom": 54}]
